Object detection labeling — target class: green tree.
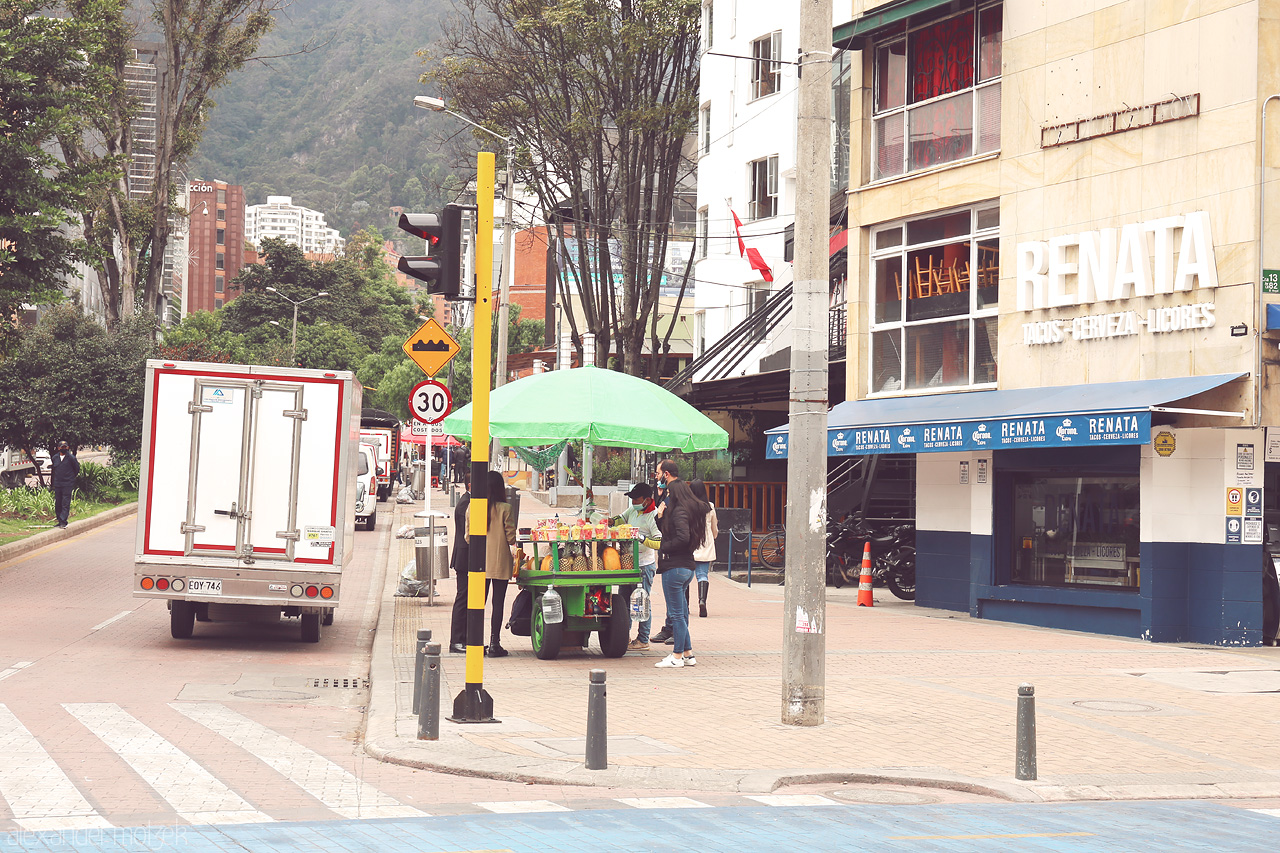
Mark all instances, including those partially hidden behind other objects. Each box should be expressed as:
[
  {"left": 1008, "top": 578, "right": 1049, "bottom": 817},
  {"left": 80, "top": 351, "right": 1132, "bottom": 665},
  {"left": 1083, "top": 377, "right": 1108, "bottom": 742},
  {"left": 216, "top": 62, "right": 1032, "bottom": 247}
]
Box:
[
  {"left": 0, "top": 305, "right": 154, "bottom": 473},
  {"left": 426, "top": 0, "right": 699, "bottom": 377},
  {"left": 158, "top": 310, "right": 251, "bottom": 363},
  {"left": 57, "top": 0, "right": 282, "bottom": 324},
  {"left": 223, "top": 238, "right": 417, "bottom": 355},
  {"left": 0, "top": 2, "right": 123, "bottom": 351}
]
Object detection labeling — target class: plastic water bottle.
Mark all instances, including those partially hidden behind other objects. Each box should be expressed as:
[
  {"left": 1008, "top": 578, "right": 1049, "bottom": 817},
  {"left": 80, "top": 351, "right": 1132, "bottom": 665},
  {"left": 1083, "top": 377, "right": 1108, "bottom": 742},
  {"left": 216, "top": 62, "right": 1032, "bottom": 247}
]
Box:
[
  {"left": 541, "top": 587, "right": 564, "bottom": 624},
  {"left": 629, "top": 587, "right": 650, "bottom": 622}
]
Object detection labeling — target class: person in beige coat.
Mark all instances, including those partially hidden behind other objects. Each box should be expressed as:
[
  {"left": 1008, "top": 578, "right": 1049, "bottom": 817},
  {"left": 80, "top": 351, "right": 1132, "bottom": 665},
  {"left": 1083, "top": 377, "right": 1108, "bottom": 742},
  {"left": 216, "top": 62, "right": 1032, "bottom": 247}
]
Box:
[{"left": 470, "top": 470, "right": 518, "bottom": 656}]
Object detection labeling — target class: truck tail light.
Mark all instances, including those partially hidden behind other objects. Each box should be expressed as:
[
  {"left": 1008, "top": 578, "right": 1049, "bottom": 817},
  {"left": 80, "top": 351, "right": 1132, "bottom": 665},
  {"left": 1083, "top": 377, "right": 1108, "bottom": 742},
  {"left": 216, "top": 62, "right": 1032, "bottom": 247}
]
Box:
[
  {"left": 290, "top": 584, "right": 304, "bottom": 597},
  {"left": 171, "top": 579, "right": 185, "bottom": 592},
  {"left": 156, "top": 578, "right": 170, "bottom": 591},
  {"left": 305, "top": 585, "right": 319, "bottom": 598},
  {"left": 140, "top": 577, "right": 154, "bottom": 590},
  {"left": 320, "top": 586, "right": 334, "bottom": 599}
]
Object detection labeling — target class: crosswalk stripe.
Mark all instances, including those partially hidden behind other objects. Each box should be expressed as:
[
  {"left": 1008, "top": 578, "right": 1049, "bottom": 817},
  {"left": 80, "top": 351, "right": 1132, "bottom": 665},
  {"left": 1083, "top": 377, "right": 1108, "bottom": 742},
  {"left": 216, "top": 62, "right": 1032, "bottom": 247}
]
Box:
[
  {"left": 63, "top": 703, "right": 271, "bottom": 826},
  {"left": 614, "top": 797, "right": 713, "bottom": 809},
  {"left": 744, "top": 794, "right": 840, "bottom": 807},
  {"left": 0, "top": 662, "right": 33, "bottom": 683},
  {"left": 171, "top": 702, "right": 423, "bottom": 820},
  {"left": 1249, "top": 809, "right": 1280, "bottom": 818},
  {"left": 476, "top": 800, "right": 572, "bottom": 814},
  {"left": 0, "top": 705, "right": 110, "bottom": 831}
]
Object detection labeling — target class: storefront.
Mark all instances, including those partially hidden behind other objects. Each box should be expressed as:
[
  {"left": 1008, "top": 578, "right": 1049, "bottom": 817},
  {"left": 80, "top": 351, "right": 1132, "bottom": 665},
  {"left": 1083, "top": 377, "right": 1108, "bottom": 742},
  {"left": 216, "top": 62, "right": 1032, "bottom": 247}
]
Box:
[{"left": 770, "top": 0, "right": 1280, "bottom": 644}]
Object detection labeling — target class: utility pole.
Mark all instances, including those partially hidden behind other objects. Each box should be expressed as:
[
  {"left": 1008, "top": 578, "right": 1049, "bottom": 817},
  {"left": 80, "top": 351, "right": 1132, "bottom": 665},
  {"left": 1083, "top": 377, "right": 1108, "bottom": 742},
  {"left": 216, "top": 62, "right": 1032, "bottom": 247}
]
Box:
[
  {"left": 781, "top": 0, "right": 832, "bottom": 727},
  {"left": 492, "top": 139, "right": 516, "bottom": 469}
]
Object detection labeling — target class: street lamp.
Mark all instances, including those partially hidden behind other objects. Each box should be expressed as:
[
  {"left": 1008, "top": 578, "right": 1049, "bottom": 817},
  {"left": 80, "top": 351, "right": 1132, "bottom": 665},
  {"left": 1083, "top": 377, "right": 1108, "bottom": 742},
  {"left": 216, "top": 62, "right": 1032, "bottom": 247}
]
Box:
[
  {"left": 414, "top": 95, "right": 517, "bottom": 391},
  {"left": 265, "top": 286, "right": 328, "bottom": 364}
]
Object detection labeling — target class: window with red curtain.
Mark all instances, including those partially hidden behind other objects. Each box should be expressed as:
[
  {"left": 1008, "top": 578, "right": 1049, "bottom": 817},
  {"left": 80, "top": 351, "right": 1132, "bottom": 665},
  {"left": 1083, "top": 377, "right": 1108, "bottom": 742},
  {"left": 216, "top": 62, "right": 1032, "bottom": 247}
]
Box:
[{"left": 909, "top": 12, "right": 974, "bottom": 104}]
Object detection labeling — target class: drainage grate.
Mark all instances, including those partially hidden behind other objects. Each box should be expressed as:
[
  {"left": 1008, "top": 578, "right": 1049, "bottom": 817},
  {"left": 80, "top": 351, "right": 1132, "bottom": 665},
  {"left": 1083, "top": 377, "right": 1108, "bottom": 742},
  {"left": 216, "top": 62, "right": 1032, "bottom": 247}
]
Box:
[{"left": 305, "top": 677, "right": 370, "bottom": 689}]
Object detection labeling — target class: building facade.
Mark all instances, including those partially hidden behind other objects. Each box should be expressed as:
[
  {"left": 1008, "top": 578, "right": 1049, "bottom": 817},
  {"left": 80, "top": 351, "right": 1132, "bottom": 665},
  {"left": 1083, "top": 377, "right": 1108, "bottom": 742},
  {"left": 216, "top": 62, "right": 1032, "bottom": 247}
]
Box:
[
  {"left": 245, "top": 196, "right": 345, "bottom": 256},
  {"left": 185, "top": 181, "right": 247, "bottom": 314},
  {"left": 769, "top": 0, "right": 1280, "bottom": 645}
]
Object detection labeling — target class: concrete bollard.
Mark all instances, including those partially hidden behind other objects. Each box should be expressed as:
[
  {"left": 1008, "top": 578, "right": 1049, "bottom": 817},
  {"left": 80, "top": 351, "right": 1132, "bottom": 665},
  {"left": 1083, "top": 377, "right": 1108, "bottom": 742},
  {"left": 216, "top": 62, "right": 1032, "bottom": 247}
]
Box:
[
  {"left": 1015, "top": 682, "right": 1037, "bottom": 781},
  {"left": 412, "top": 629, "right": 431, "bottom": 714},
  {"left": 417, "top": 642, "right": 441, "bottom": 740},
  {"left": 585, "top": 669, "right": 607, "bottom": 770}
]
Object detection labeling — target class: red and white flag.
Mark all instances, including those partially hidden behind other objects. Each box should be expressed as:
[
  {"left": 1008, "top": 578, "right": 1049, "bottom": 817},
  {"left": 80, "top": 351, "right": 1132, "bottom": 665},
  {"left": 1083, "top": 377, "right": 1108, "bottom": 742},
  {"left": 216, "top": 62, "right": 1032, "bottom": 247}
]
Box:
[{"left": 730, "top": 210, "right": 773, "bottom": 283}]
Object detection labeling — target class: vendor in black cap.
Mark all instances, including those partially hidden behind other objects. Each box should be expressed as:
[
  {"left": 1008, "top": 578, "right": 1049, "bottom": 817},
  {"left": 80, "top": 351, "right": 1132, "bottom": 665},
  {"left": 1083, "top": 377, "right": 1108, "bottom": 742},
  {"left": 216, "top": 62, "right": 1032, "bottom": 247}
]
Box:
[{"left": 50, "top": 441, "right": 79, "bottom": 529}]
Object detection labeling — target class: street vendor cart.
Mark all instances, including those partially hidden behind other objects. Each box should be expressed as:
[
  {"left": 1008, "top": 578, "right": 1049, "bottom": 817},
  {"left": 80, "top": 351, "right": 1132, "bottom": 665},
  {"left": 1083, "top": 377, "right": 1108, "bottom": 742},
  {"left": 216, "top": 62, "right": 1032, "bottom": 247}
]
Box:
[{"left": 514, "top": 520, "right": 642, "bottom": 659}]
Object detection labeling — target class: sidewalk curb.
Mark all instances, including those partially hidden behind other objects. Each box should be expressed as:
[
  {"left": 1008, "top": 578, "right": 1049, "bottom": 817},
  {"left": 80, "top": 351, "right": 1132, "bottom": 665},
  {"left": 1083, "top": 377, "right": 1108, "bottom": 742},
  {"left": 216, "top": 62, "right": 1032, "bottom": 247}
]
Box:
[
  {"left": 356, "top": 494, "right": 1043, "bottom": 799},
  {"left": 0, "top": 502, "right": 138, "bottom": 566}
]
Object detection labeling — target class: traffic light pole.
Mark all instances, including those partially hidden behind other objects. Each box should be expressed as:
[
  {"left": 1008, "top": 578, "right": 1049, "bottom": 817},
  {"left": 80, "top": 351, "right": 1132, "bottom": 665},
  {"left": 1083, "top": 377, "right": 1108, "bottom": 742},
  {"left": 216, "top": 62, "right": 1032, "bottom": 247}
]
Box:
[{"left": 450, "top": 151, "right": 498, "bottom": 724}]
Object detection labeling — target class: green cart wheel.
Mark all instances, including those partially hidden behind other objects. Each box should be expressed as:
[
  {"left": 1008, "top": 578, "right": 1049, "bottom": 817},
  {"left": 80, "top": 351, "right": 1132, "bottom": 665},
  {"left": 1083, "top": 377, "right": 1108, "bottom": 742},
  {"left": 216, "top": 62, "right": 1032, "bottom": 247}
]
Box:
[
  {"left": 531, "top": 594, "right": 564, "bottom": 660},
  {"left": 599, "top": 593, "right": 630, "bottom": 658}
]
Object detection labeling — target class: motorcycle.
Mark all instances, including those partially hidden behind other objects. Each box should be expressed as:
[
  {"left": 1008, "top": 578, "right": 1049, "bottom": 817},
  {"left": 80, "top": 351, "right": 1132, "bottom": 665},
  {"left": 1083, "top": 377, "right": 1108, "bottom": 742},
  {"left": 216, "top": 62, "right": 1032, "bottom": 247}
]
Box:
[{"left": 827, "top": 514, "right": 916, "bottom": 600}]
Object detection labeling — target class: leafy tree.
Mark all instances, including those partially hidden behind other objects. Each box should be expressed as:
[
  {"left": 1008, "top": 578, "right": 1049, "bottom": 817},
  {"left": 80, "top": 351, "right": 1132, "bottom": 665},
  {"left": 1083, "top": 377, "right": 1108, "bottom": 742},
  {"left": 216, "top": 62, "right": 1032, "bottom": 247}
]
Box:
[
  {"left": 223, "top": 238, "right": 417, "bottom": 354},
  {"left": 0, "top": 2, "right": 123, "bottom": 351},
  {"left": 158, "top": 310, "right": 250, "bottom": 363},
  {"left": 57, "top": 0, "right": 282, "bottom": 324},
  {"left": 0, "top": 305, "right": 154, "bottom": 476},
  {"left": 426, "top": 0, "right": 699, "bottom": 377}
]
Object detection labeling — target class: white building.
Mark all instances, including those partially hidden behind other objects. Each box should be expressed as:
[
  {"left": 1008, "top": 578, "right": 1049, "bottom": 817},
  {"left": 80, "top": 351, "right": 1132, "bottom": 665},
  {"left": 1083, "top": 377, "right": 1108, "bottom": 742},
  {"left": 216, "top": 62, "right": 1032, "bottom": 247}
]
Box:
[
  {"left": 692, "top": 1, "right": 850, "bottom": 378},
  {"left": 245, "top": 196, "right": 345, "bottom": 256}
]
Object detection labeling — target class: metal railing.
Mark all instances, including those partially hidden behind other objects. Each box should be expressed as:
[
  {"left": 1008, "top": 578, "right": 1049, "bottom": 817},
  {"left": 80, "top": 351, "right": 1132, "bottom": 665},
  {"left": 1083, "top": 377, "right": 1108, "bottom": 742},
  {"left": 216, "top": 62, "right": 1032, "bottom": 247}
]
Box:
[{"left": 705, "top": 480, "right": 786, "bottom": 532}]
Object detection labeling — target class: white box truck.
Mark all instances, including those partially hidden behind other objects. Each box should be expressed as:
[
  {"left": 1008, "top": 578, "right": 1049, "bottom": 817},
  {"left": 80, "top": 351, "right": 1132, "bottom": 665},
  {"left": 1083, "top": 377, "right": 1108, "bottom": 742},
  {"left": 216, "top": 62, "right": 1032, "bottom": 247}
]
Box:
[{"left": 133, "top": 360, "right": 362, "bottom": 643}]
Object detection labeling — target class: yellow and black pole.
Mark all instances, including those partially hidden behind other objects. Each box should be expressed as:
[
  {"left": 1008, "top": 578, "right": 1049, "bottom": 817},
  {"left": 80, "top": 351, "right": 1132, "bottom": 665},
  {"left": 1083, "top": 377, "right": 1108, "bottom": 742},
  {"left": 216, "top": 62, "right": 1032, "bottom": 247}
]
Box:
[{"left": 451, "top": 151, "right": 497, "bottom": 723}]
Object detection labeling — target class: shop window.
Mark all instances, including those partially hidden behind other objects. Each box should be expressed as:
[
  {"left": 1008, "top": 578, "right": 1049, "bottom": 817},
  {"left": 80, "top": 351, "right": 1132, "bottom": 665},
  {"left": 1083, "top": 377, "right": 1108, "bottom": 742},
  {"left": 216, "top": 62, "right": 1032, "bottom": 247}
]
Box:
[
  {"left": 869, "top": 203, "right": 999, "bottom": 392},
  {"left": 1010, "top": 473, "right": 1140, "bottom": 590},
  {"left": 215, "top": 276, "right": 224, "bottom": 294},
  {"left": 748, "top": 155, "right": 778, "bottom": 220},
  {"left": 751, "top": 31, "right": 781, "bottom": 100},
  {"left": 872, "top": 1, "right": 1001, "bottom": 180}
]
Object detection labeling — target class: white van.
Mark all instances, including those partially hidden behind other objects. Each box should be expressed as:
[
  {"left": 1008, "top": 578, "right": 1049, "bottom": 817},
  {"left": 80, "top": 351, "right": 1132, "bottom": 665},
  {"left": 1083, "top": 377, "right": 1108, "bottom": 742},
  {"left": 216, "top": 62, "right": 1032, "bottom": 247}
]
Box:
[{"left": 354, "top": 443, "right": 378, "bottom": 530}]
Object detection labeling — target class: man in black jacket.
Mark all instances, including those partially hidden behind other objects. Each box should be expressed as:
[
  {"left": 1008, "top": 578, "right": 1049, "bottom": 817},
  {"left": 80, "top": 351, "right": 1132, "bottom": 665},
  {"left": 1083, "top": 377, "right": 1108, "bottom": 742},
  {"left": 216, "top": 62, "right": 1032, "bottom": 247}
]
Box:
[
  {"left": 448, "top": 474, "right": 472, "bottom": 652},
  {"left": 651, "top": 459, "right": 682, "bottom": 644},
  {"left": 50, "top": 441, "right": 79, "bottom": 529}
]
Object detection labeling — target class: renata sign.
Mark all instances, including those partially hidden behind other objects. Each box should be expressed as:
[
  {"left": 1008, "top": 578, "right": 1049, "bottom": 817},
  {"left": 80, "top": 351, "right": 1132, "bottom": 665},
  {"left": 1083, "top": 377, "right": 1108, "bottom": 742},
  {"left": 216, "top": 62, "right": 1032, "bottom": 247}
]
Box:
[{"left": 1016, "top": 211, "right": 1218, "bottom": 312}]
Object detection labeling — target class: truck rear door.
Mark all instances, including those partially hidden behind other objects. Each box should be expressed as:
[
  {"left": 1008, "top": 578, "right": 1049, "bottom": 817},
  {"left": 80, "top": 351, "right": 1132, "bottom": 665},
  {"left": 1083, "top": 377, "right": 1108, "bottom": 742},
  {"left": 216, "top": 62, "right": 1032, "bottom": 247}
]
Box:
[{"left": 185, "top": 378, "right": 305, "bottom": 562}]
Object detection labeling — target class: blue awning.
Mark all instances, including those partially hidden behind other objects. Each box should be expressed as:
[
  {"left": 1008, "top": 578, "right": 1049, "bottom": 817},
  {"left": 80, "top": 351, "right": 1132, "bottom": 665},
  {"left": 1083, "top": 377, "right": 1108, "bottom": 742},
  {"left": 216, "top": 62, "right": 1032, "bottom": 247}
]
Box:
[{"left": 765, "top": 373, "right": 1247, "bottom": 459}]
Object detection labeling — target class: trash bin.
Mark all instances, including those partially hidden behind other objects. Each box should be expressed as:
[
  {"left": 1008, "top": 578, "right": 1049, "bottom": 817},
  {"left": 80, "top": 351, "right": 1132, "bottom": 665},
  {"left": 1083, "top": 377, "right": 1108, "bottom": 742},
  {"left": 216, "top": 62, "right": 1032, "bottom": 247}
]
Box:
[
  {"left": 715, "top": 507, "right": 751, "bottom": 575},
  {"left": 412, "top": 460, "right": 426, "bottom": 495},
  {"left": 413, "top": 514, "right": 450, "bottom": 582},
  {"left": 506, "top": 484, "right": 521, "bottom": 526}
]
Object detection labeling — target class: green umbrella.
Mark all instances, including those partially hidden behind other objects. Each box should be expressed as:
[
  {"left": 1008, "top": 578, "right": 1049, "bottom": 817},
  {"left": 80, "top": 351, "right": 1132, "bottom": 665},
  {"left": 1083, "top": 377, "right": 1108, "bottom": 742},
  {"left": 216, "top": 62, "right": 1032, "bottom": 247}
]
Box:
[{"left": 442, "top": 365, "right": 728, "bottom": 453}]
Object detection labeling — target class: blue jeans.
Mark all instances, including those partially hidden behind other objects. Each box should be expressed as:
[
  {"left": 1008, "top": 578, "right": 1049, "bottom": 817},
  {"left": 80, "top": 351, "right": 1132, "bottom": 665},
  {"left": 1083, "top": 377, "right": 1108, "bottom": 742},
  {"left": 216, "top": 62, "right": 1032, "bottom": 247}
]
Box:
[
  {"left": 660, "top": 567, "right": 694, "bottom": 654},
  {"left": 694, "top": 561, "right": 711, "bottom": 583},
  {"left": 636, "top": 563, "right": 656, "bottom": 642}
]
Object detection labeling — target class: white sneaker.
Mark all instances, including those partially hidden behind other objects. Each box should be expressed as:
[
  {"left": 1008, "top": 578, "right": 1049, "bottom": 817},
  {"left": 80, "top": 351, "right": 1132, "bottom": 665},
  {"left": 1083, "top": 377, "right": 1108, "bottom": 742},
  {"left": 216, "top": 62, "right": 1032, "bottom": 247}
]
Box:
[
  {"left": 682, "top": 653, "right": 697, "bottom": 666},
  {"left": 655, "top": 653, "right": 685, "bottom": 668}
]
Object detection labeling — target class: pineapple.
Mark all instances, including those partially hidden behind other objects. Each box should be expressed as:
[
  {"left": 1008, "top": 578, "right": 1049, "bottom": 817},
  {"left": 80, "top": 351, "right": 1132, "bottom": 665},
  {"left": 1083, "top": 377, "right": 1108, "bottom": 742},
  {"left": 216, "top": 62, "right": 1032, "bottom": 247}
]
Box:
[
  {"left": 619, "top": 549, "right": 634, "bottom": 572},
  {"left": 571, "top": 544, "right": 589, "bottom": 573}
]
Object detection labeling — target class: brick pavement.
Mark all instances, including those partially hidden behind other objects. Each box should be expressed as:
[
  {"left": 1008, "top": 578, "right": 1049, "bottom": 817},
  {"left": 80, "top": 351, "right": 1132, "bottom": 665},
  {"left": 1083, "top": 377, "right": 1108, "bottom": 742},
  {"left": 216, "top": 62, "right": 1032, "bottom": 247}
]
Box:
[{"left": 365, "top": 485, "right": 1280, "bottom": 802}]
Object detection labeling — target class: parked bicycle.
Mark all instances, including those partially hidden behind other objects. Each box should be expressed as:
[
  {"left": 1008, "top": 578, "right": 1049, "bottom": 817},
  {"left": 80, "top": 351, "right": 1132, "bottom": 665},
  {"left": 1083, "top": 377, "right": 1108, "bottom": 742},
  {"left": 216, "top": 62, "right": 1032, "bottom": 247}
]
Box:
[{"left": 754, "top": 515, "right": 916, "bottom": 600}]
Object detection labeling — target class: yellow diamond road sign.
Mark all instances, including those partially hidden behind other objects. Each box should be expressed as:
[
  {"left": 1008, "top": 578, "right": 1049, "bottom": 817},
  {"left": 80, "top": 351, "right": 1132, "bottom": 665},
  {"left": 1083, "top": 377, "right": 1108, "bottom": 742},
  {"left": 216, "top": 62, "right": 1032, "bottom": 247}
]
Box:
[{"left": 403, "top": 318, "right": 460, "bottom": 377}]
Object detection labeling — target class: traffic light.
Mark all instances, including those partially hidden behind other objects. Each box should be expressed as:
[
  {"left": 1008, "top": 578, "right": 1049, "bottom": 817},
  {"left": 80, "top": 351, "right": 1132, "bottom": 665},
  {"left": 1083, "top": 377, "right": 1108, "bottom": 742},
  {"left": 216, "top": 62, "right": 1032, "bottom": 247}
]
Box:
[{"left": 397, "top": 203, "right": 462, "bottom": 297}]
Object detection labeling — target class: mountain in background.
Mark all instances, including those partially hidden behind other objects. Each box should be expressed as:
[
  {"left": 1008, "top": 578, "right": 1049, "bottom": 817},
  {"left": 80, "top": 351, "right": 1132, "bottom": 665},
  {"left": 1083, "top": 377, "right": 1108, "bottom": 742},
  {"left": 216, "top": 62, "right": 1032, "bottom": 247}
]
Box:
[{"left": 188, "top": 0, "right": 473, "bottom": 242}]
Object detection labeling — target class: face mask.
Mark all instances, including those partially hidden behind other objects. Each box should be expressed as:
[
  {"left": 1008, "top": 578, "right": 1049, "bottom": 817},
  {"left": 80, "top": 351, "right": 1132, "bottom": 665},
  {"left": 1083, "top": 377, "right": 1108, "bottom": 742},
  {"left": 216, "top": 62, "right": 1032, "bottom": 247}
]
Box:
[{"left": 656, "top": 480, "right": 665, "bottom": 490}]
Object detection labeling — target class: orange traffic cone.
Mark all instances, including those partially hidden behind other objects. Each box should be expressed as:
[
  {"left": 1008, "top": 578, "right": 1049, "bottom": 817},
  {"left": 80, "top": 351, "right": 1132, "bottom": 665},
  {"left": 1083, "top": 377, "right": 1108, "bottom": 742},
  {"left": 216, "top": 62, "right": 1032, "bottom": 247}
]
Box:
[{"left": 856, "top": 541, "right": 874, "bottom": 607}]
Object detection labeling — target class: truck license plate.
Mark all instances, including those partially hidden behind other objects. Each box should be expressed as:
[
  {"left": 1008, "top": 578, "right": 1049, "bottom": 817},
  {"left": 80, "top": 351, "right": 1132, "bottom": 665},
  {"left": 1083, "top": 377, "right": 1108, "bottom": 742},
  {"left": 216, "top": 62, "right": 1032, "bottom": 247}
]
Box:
[{"left": 188, "top": 578, "right": 222, "bottom": 595}]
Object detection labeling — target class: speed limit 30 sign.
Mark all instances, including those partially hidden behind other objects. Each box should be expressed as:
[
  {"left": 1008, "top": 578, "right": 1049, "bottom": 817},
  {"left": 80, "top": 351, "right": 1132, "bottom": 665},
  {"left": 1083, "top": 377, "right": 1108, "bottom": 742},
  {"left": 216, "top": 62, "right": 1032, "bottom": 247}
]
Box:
[{"left": 409, "top": 380, "right": 452, "bottom": 425}]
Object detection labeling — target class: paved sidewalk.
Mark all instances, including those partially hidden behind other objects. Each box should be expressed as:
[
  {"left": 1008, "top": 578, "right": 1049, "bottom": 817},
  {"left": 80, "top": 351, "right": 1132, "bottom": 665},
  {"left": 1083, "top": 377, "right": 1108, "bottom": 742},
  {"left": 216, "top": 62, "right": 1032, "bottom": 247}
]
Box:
[{"left": 364, "top": 486, "right": 1280, "bottom": 802}]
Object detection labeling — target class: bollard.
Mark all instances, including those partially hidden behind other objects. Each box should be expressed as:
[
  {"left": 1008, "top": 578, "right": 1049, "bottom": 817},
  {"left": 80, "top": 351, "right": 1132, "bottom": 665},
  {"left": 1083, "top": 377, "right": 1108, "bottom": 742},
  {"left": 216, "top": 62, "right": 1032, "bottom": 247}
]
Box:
[
  {"left": 1015, "top": 682, "right": 1037, "bottom": 781},
  {"left": 412, "top": 629, "right": 431, "bottom": 714},
  {"left": 585, "top": 669, "right": 607, "bottom": 770},
  {"left": 417, "top": 642, "right": 441, "bottom": 740}
]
